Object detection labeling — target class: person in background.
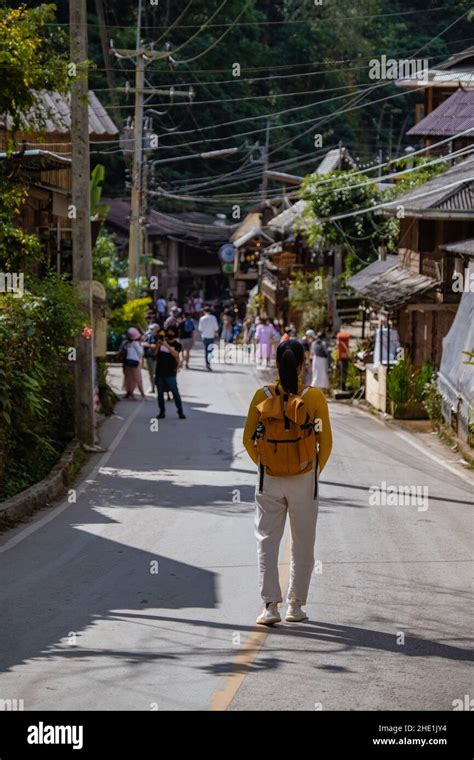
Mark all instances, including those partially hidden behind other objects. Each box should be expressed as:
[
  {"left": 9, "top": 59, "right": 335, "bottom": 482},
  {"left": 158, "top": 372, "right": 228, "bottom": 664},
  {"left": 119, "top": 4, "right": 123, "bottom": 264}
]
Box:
[
  {"left": 254, "top": 316, "right": 280, "bottom": 368},
  {"left": 154, "top": 325, "right": 186, "bottom": 420},
  {"left": 336, "top": 329, "right": 350, "bottom": 390},
  {"left": 120, "top": 327, "right": 145, "bottom": 400},
  {"left": 221, "top": 310, "right": 234, "bottom": 343},
  {"left": 156, "top": 294, "right": 167, "bottom": 326},
  {"left": 232, "top": 316, "right": 243, "bottom": 342},
  {"left": 164, "top": 306, "right": 182, "bottom": 330},
  {"left": 242, "top": 318, "right": 253, "bottom": 352},
  {"left": 185, "top": 293, "right": 195, "bottom": 317},
  {"left": 302, "top": 329, "right": 316, "bottom": 385},
  {"left": 193, "top": 293, "right": 203, "bottom": 318},
  {"left": 179, "top": 311, "right": 195, "bottom": 369},
  {"left": 142, "top": 323, "right": 160, "bottom": 393},
  {"left": 243, "top": 339, "right": 333, "bottom": 625},
  {"left": 311, "top": 331, "right": 329, "bottom": 391},
  {"left": 167, "top": 293, "right": 178, "bottom": 315},
  {"left": 198, "top": 305, "right": 219, "bottom": 370}
]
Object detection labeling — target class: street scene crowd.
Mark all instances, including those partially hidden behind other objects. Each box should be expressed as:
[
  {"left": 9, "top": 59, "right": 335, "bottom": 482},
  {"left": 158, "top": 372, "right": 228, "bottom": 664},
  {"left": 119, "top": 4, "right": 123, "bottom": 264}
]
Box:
[{"left": 118, "top": 294, "right": 348, "bottom": 418}]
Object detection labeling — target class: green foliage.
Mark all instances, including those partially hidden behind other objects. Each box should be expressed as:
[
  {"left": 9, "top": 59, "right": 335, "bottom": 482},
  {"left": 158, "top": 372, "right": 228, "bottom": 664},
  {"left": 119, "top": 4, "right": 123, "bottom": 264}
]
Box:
[
  {"left": 288, "top": 270, "right": 328, "bottom": 330},
  {"left": 386, "top": 359, "right": 411, "bottom": 403},
  {"left": 0, "top": 175, "right": 44, "bottom": 271},
  {"left": 0, "top": 3, "right": 69, "bottom": 143},
  {"left": 92, "top": 229, "right": 127, "bottom": 311},
  {"left": 300, "top": 170, "right": 400, "bottom": 278},
  {"left": 96, "top": 357, "right": 119, "bottom": 416},
  {"left": 0, "top": 277, "right": 85, "bottom": 499},
  {"left": 387, "top": 360, "right": 434, "bottom": 405},
  {"left": 110, "top": 297, "right": 152, "bottom": 336},
  {"left": 423, "top": 376, "right": 443, "bottom": 424},
  {"left": 90, "top": 164, "right": 109, "bottom": 222},
  {"left": 386, "top": 156, "right": 448, "bottom": 195}
]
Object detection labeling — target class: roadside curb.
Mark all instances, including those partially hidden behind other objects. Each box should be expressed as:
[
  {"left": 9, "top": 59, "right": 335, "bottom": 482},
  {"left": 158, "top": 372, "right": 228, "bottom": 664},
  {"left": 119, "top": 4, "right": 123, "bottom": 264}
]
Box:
[{"left": 0, "top": 440, "right": 86, "bottom": 524}]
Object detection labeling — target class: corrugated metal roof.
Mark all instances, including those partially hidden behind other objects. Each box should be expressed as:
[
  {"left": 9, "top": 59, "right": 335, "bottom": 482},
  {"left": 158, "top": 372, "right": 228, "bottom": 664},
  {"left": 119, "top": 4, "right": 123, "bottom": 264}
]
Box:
[
  {"left": 348, "top": 256, "right": 398, "bottom": 290},
  {"left": 230, "top": 212, "right": 261, "bottom": 243},
  {"left": 397, "top": 46, "right": 474, "bottom": 89},
  {"left": 8, "top": 90, "right": 118, "bottom": 137},
  {"left": 385, "top": 155, "right": 474, "bottom": 216},
  {"left": 348, "top": 259, "right": 439, "bottom": 308},
  {"left": 0, "top": 149, "right": 71, "bottom": 171},
  {"left": 408, "top": 88, "right": 474, "bottom": 138},
  {"left": 104, "top": 197, "right": 234, "bottom": 246},
  {"left": 443, "top": 237, "right": 474, "bottom": 256},
  {"left": 316, "top": 147, "right": 356, "bottom": 174},
  {"left": 267, "top": 199, "right": 308, "bottom": 234}
]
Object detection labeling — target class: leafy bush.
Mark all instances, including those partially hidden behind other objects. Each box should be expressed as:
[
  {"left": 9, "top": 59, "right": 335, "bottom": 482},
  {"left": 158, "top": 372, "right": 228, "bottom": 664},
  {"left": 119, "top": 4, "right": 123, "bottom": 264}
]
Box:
[
  {"left": 288, "top": 270, "right": 328, "bottom": 331},
  {"left": 0, "top": 276, "right": 85, "bottom": 500},
  {"left": 423, "top": 377, "right": 443, "bottom": 424},
  {"left": 110, "top": 296, "right": 152, "bottom": 336},
  {"left": 387, "top": 360, "right": 435, "bottom": 405},
  {"left": 386, "top": 359, "right": 411, "bottom": 403}
]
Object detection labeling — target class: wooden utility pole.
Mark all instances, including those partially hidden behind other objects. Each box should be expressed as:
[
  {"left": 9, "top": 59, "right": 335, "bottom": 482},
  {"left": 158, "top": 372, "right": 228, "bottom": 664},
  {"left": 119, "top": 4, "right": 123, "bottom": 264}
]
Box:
[
  {"left": 70, "top": 0, "right": 95, "bottom": 445},
  {"left": 94, "top": 0, "right": 120, "bottom": 129},
  {"left": 128, "top": 52, "right": 145, "bottom": 299}
]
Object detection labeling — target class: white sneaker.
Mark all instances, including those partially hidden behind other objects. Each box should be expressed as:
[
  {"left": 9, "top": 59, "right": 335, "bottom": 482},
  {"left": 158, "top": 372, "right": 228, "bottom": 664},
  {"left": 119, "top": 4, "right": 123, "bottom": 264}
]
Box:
[
  {"left": 256, "top": 602, "right": 281, "bottom": 626},
  {"left": 286, "top": 604, "right": 308, "bottom": 622}
]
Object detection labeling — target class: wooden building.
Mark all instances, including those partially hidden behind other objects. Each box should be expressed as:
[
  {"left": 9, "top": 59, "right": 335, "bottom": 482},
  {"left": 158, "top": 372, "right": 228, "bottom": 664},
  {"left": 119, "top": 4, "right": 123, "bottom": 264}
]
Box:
[
  {"left": 407, "top": 87, "right": 474, "bottom": 154},
  {"left": 349, "top": 156, "right": 474, "bottom": 367},
  {"left": 396, "top": 46, "right": 474, "bottom": 125},
  {"left": 104, "top": 197, "right": 234, "bottom": 301}
]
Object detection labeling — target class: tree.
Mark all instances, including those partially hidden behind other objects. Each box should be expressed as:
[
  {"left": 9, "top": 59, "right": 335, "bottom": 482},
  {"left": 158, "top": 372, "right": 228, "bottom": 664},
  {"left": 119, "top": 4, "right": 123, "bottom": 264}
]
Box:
[
  {"left": 300, "top": 169, "right": 399, "bottom": 278},
  {"left": 0, "top": 3, "right": 69, "bottom": 270},
  {"left": 0, "top": 3, "right": 69, "bottom": 144}
]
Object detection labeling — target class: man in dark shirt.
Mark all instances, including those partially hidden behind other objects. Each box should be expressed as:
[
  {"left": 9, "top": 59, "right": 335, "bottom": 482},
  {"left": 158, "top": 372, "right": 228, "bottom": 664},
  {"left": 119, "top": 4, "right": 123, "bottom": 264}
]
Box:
[{"left": 154, "top": 326, "right": 186, "bottom": 419}]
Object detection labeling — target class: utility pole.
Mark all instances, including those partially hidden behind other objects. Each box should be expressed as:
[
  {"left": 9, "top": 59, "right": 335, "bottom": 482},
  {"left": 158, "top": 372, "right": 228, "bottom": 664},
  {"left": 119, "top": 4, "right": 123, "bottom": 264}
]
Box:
[
  {"left": 70, "top": 0, "right": 95, "bottom": 445},
  {"left": 115, "top": 4, "right": 191, "bottom": 300},
  {"left": 94, "top": 0, "right": 120, "bottom": 128},
  {"left": 127, "top": 0, "right": 144, "bottom": 300},
  {"left": 128, "top": 53, "right": 145, "bottom": 299},
  {"left": 260, "top": 119, "right": 270, "bottom": 201}
]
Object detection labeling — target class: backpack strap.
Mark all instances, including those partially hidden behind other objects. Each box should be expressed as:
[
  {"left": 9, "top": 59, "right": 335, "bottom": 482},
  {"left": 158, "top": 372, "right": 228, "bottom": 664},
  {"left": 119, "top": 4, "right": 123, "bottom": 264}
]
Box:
[{"left": 314, "top": 448, "right": 319, "bottom": 499}]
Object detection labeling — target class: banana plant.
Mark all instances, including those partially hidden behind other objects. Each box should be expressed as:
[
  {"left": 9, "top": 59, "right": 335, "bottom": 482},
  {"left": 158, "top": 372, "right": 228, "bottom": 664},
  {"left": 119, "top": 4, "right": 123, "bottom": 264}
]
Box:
[{"left": 90, "top": 164, "right": 109, "bottom": 222}]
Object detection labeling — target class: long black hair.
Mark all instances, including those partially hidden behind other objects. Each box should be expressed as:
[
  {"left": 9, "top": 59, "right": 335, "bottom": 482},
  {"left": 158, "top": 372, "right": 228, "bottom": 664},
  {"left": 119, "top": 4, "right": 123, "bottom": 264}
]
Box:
[{"left": 276, "top": 339, "right": 305, "bottom": 394}]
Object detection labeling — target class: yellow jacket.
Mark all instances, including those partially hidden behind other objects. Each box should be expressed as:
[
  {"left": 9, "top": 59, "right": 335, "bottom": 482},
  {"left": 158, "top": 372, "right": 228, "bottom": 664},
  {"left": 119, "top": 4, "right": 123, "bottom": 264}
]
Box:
[{"left": 243, "top": 380, "right": 333, "bottom": 472}]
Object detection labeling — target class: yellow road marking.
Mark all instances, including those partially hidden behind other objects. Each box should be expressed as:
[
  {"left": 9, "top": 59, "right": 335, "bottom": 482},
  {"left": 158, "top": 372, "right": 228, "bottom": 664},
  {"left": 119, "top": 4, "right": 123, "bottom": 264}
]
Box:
[{"left": 209, "top": 540, "right": 291, "bottom": 711}]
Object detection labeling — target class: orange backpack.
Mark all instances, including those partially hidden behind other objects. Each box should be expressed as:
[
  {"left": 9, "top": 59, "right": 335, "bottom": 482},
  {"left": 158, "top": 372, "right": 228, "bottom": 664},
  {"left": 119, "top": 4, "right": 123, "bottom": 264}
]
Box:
[{"left": 252, "top": 384, "right": 318, "bottom": 485}]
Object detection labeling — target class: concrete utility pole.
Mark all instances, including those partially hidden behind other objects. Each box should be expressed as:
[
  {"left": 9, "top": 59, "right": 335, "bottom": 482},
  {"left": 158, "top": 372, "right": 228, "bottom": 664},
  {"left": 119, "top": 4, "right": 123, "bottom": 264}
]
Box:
[
  {"left": 115, "top": 3, "right": 191, "bottom": 300},
  {"left": 70, "top": 0, "right": 95, "bottom": 445},
  {"left": 128, "top": 52, "right": 145, "bottom": 299},
  {"left": 260, "top": 119, "right": 270, "bottom": 201}
]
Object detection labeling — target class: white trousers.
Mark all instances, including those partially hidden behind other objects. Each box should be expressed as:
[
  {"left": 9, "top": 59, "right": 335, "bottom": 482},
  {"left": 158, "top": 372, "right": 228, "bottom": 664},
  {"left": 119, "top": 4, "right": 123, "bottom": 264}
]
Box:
[{"left": 254, "top": 463, "right": 319, "bottom": 605}]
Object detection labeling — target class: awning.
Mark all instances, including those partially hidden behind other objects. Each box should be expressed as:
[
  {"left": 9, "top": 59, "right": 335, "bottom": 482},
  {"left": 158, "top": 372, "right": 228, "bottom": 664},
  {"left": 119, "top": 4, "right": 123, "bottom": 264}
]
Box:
[{"left": 348, "top": 257, "right": 440, "bottom": 308}]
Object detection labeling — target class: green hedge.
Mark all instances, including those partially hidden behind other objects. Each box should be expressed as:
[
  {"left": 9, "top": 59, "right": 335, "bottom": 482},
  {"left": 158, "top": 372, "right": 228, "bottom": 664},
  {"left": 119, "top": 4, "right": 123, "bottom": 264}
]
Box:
[{"left": 0, "top": 276, "right": 85, "bottom": 500}]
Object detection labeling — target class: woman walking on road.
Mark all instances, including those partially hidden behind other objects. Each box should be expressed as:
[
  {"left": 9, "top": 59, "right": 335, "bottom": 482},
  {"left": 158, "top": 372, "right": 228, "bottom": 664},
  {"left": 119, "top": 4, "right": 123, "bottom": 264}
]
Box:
[
  {"left": 243, "top": 339, "right": 332, "bottom": 626},
  {"left": 120, "top": 327, "right": 146, "bottom": 400},
  {"left": 254, "top": 316, "right": 279, "bottom": 367},
  {"left": 311, "top": 332, "right": 330, "bottom": 391}
]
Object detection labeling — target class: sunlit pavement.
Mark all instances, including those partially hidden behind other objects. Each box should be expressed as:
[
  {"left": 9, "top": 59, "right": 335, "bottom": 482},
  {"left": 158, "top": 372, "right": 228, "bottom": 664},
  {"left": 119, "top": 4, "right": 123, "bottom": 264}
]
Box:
[{"left": 0, "top": 343, "right": 472, "bottom": 711}]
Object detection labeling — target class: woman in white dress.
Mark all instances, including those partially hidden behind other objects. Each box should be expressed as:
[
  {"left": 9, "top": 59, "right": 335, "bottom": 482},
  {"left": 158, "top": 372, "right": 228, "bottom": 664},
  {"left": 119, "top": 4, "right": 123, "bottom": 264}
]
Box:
[{"left": 311, "top": 333, "right": 329, "bottom": 390}]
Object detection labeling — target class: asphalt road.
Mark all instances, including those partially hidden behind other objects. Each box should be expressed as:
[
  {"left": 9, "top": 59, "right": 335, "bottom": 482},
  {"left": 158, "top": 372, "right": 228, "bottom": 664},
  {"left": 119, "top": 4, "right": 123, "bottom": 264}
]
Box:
[{"left": 0, "top": 344, "right": 472, "bottom": 711}]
